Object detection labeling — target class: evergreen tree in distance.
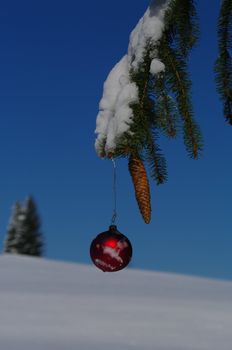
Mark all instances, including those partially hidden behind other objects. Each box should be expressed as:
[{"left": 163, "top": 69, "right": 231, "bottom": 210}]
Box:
[
  {"left": 4, "top": 202, "right": 21, "bottom": 254},
  {"left": 4, "top": 196, "right": 44, "bottom": 257}
]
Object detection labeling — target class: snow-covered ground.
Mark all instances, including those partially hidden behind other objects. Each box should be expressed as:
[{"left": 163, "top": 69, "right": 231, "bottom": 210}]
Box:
[{"left": 0, "top": 255, "right": 231, "bottom": 350}]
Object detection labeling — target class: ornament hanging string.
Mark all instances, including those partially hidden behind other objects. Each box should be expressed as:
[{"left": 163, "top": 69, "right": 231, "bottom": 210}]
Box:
[{"left": 111, "top": 157, "right": 117, "bottom": 225}]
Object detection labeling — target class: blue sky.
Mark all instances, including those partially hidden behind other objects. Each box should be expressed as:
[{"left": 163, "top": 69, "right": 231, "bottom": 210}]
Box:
[{"left": 0, "top": 0, "right": 231, "bottom": 280}]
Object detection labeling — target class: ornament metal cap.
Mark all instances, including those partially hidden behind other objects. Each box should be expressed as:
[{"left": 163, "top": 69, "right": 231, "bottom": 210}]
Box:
[{"left": 109, "top": 225, "right": 117, "bottom": 232}]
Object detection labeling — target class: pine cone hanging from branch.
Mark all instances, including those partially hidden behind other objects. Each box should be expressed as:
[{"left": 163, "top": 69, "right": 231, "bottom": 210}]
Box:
[{"left": 128, "top": 156, "right": 151, "bottom": 224}]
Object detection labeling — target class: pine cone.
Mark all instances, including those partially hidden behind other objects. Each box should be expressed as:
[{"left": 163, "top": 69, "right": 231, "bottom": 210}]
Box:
[{"left": 128, "top": 156, "right": 151, "bottom": 224}]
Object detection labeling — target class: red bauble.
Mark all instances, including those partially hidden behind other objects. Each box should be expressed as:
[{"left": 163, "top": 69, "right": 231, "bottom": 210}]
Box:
[{"left": 90, "top": 225, "right": 133, "bottom": 272}]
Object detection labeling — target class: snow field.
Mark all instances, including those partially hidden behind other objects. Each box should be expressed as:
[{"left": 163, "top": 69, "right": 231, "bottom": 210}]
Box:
[{"left": 0, "top": 254, "right": 231, "bottom": 349}]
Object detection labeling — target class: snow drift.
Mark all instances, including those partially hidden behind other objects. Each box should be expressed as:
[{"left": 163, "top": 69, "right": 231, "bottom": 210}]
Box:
[{"left": 0, "top": 254, "right": 231, "bottom": 350}]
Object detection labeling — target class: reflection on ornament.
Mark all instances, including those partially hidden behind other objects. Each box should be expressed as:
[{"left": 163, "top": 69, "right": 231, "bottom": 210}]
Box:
[{"left": 90, "top": 225, "right": 133, "bottom": 272}]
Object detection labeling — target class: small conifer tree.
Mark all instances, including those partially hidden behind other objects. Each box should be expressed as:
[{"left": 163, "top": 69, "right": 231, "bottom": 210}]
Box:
[
  {"left": 4, "top": 196, "right": 44, "bottom": 257},
  {"left": 4, "top": 202, "right": 21, "bottom": 254}
]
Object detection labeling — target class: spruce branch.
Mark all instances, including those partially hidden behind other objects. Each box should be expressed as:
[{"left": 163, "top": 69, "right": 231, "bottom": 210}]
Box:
[
  {"left": 151, "top": 73, "right": 180, "bottom": 137},
  {"left": 215, "top": 0, "right": 232, "bottom": 125},
  {"left": 159, "top": 42, "right": 203, "bottom": 158},
  {"left": 130, "top": 43, "right": 168, "bottom": 184},
  {"left": 155, "top": 93, "right": 179, "bottom": 137},
  {"left": 96, "top": 0, "right": 203, "bottom": 223},
  {"left": 144, "top": 128, "right": 167, "bottom": 185},
  {"left": 164, "top": 0, "right": 199, "bottom": 57}
]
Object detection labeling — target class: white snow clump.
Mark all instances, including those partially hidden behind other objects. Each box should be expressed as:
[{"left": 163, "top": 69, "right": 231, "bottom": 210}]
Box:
[
  {"left": 95, "top": 55, "right": 138, "bottom": 153},
  {"left": 150, "top": 58, "right": 165, "bottom": 75},
  {"left": 95, "top": 0, "right": 170, "bottom": 155}
]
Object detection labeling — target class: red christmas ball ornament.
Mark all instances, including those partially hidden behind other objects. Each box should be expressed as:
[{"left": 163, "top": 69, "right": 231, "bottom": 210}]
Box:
[{"left": 90, "top": 225, "right": 133, "bottom": 272}]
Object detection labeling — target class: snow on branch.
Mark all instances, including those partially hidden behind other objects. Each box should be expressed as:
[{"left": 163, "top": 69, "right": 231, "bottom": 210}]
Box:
[{"left": 95, "top": 0, "right": 171, "bottom": 155}]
